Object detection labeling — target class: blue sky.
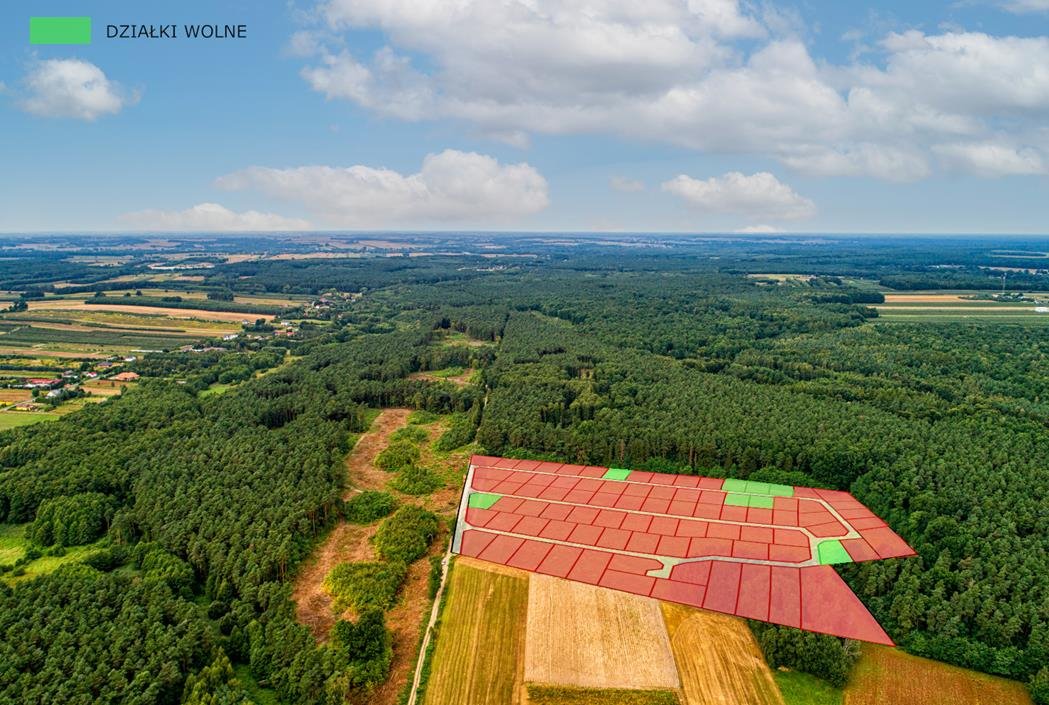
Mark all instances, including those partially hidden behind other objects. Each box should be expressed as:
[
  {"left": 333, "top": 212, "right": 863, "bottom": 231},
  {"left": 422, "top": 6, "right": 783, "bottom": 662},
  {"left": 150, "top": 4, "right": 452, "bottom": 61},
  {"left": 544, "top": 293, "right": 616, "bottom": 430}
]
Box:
[{"left": 2, "top": 0, "right": 1049, "bottom": 234}]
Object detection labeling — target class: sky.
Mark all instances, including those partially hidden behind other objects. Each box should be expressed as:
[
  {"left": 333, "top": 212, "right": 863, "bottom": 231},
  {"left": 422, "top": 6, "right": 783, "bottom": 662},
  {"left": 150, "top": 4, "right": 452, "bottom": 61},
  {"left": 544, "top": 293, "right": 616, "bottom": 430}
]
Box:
[{"left": 2, "top": 0, "right": 1049, "bottom": 234}]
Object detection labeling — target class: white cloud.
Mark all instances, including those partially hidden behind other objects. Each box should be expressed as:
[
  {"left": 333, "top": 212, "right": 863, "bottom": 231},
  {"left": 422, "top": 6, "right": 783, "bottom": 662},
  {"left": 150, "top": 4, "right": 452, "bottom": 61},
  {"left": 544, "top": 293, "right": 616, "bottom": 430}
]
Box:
[
  {"left": 610, "top": 176, "right": 645, "bottom": 192},
  {"left": 119, "top": 203, "right": 311, "bottom": 232},
  {"left": 20, "top": 59, "right": 136, "bottom": 120},
  {"left": 999, "top": 0, "right": 1049, "bottom": 13},
  {"left": 216, "top": 149, "right": 549, "bottom": 228},
  {"left": 296, "top": 2, "right": 1049, "bottom": 181},
  {"left": 662, "top": 172, "right": 816, "bottom": 220},
  {"left": 736, "top": 224, "right": 781, "bottom": 233},
  {"left": 934, "top": 141, "right": 1046, "bottom": 176}
]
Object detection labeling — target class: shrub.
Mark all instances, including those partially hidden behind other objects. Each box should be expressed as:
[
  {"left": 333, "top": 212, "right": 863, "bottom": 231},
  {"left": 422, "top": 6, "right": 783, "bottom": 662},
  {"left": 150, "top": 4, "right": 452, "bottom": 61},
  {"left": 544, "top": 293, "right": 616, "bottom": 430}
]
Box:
[
  {"left": 1031, "top": 667, "right": 1049, "bottom": 705},
  {"left": 324, "top": 561, "right": 408, "bottom": 612},
  {"left": 343, "top": 491, "right": 398, "bottom": 524},
  {"left": 751, "top": 623, "right": 859, "bottom": 688},
  {"left": 376, "top": 441, "right": 421, "bottom": 471},
  {"left": 374, "top": 506, "right": 440, "bottom": 564},
  {"left": 27, "top": 492, "right": 116, "bottom": 547},
  {"left": 408, "top": 410, "right": 440, "bottom": 425},
  {"left": 433, "top": 413, "right": 475, "bottom": 452},
  {"left": 333, "top": 609, "right": 393, "bottom": 690},
  {"left": 391, "top": 426, "right": 428, "bottom": 444},
  {"left": 427, "top": 555, "right": 443, "bottom": 599},
  {"left": 389, "top": 466, "right": 443, "bottom": 496}
]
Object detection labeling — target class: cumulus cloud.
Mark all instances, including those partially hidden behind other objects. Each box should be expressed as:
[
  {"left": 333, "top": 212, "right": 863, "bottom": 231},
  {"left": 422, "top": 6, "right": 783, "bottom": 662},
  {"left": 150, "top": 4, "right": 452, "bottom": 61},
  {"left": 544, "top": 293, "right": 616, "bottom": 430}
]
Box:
[
  {"left": 119, "top": 203, "right": 311, "bottom": 232},
  {"left": 662, "top": 172, "right": 816, "bottom": 220},
  {"left": 295, "top": 1, "right": 1049, "bottom": 180},
  {"left": 610, "top": 176, "right": 645, "bottom": 192},
  {"left": 20, "top": 59, "right": 136, "bottom": 120},
  {"left": 736, "top": 224, "right": 782, "bottom": 233},
  {"left": 216, "top": 149, "right": 549, "bottom": 228}
]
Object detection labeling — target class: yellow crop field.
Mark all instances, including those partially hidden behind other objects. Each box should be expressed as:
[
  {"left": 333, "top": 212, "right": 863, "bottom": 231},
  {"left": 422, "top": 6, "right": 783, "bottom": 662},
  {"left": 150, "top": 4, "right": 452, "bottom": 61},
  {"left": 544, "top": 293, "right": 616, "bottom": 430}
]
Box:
[
  {"left": 525, "top": 573, "right": 680, "bottom": 691},
  {"left": 661, "top": 602, "right": 784, "bottom": 705},
  {"left": 424, "top": 560, "right": 529, "bottom": 705}
]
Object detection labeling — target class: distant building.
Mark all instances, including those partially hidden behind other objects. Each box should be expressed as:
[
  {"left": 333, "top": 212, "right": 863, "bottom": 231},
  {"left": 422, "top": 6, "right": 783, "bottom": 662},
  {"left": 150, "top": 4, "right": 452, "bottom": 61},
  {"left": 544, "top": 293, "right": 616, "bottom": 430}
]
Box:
[
  {"left": 25, "top": 378, "right": 60, "bottom": 389},
  {"left": 111, "top": 372, "right": 140, "bottom": 382}
]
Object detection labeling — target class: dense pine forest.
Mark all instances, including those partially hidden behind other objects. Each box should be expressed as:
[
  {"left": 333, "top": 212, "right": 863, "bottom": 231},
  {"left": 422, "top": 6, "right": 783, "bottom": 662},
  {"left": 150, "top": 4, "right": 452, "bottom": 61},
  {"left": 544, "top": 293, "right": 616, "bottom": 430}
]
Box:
[{"left": 0, "top": 234, "right": 1047, "bottom": 704}]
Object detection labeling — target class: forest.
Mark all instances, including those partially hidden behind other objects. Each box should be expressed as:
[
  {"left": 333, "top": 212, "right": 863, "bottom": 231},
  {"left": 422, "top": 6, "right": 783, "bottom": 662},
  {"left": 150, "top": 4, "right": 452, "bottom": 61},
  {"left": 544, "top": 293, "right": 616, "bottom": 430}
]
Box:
[{"left": 0, "top": 235, "right": 1047, "bottom": 704}]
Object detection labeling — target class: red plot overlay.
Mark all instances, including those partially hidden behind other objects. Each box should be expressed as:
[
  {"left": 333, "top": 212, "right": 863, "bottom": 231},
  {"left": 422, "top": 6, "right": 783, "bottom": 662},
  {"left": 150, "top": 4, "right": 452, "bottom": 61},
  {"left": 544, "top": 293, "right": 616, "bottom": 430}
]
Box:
[{"left": 453, "top": 455, "right": 916, "bottom": 645}]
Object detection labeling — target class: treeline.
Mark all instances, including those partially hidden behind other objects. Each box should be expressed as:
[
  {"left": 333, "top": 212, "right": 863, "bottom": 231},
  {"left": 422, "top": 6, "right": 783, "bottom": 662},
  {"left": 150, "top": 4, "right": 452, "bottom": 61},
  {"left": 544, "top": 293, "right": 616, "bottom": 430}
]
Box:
[{"left": 85, "top": 294, "right": 284, "bottom": 316}]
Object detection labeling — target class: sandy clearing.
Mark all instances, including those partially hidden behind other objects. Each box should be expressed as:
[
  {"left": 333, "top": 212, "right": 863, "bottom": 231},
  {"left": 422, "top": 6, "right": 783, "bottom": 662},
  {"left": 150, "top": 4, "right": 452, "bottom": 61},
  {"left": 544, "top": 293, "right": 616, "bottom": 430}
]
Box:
[
  {"left": 525, "top": 574, "right": 680, "bottom": 691},
  {"left": 291, "top": 409, "right": 411, "bottom": 639},
  {"left": 408, "top": 368, "right": 477, "bottom": 387},
  {"left": 661, "top": 602, "right": 784, "bottom": 705}
]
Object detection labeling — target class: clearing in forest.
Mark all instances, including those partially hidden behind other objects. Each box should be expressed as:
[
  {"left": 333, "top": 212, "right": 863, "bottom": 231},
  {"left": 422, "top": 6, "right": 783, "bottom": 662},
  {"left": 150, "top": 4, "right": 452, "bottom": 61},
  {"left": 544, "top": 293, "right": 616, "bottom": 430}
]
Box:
[
  {"left": 524, "top": 572, "right": 680, "bottom": 691},
  {"left": 424, "top": 560, "right": 529, "bottom": 705},
  {"left": 844, "top": 645, "right": 1033, "bottom": 705},
  {"left": 661, "top": 602, "right": 784, "bottom": 705},
  {"left": 291, "top": 408, "right": 411, "bottom": 638}
]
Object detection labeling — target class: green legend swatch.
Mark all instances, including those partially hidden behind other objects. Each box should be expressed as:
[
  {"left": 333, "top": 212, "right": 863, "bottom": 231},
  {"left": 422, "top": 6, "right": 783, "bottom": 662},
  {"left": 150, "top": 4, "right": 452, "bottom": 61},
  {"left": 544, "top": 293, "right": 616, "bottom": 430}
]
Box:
[{"left": 30, "top": 17, "right": 92, "bottom": 45}]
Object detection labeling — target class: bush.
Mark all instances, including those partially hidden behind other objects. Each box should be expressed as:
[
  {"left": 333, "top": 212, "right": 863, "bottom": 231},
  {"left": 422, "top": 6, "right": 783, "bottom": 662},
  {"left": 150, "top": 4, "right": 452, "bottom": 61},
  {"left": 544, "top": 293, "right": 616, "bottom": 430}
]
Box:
[
  {"left": 1031, "top": 667, "right": 1049, "bottom": 705},
  {"left": 324, "top": 561, "right": 408, "bottom": 612},
  {"left": 752, "top": 623, "right": 859, "bottom": 688},
  {"left": 374, "top": 506, "right": 440, "bottom": 564},
  {"left": 136, "top": 544, "right": 196, "bottom": 595},
  {"left": 433, "top": 413, "right": 475, "bottom": 452},
  {"left": 391, "top": 426, "right": 428, "bottom": 444},
  {"left": 26, "top": 492, "right": 116, "bottom": 547},
  {"left": 389, "top": 466, "right": 443, "bottom": 496},
  {"left": 408, "top": 410, "right": 440, "bottom": 425},
  {"left": 427, "top": 555, "right": 443, "bottom": 599},
  {"left": 333, "top": 609, "right": 393, "bottom": 691},
  {"left": 376, "top": 441, "right": 421, "bottom": 471},
  {"left": 343, "top": 491, "right": 398, "bottom": 524}
]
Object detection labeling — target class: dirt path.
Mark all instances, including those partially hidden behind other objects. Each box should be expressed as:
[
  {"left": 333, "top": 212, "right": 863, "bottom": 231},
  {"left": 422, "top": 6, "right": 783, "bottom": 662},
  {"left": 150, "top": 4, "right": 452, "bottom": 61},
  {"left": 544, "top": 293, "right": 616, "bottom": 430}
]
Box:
[{"left": 291, "top": 408, "right": 412, "bottom": 638}]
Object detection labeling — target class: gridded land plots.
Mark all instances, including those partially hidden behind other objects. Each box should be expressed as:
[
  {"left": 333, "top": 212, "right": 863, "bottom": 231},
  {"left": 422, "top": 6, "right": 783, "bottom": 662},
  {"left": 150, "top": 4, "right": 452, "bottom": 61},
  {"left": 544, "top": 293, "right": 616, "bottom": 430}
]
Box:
[{"left": 454, "top": 456, "right": 916, "bottom": 645}]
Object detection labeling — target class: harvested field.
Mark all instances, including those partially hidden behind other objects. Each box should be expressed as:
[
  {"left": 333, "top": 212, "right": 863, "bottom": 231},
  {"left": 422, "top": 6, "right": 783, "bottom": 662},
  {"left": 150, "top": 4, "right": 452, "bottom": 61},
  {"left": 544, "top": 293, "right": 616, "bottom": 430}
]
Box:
[
  {"left": 881, "top": 294, "right": 969, "bottom": 303},
  {"left": 844, "top": 645, "right": 1032, "bottom": 705},
  {"left": 27, "top": 301, "right": 269, "bottom": 323},
  {"left": 424, "top": 561, "right": 529, "bottom": 705},
  {"left": 661, "top": 602, "right": 784, "bottom": 705},
  {"left": 524, "top": 573, "right": 680, "bottom": 691},
  {"left": 82, "top": 380, "right": 136, "bottom": 397},
  {"left": 527, "top": 685, "right": 680, "bottom": 704},
  {"left": 0, "top": 389, "right": 32, "bottom": 403}
]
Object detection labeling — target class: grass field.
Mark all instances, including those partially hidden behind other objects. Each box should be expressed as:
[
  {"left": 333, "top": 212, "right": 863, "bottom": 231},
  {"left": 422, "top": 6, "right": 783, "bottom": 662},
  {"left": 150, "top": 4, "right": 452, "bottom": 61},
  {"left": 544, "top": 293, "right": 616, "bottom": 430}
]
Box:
[
  {"left": 0, "top": 411, "right": 58, "bottom": 430},
  {"left": 424, "top": 561, "right": 529, "bottom": 705},
  {"left": 776, "top": 671, "right": 842, "bottom": 705},
  {"left": 661, "top": 602, "right": 784, "bottom": 705},
  {"left": 525, "top": 573, "right": 680, "bottom": 691},
  {"left": 844, "top": 645, "right": 1032, "bottom": 705},
  {"left": 0, "top": 524, "right": 27, "bottom": 565}
]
